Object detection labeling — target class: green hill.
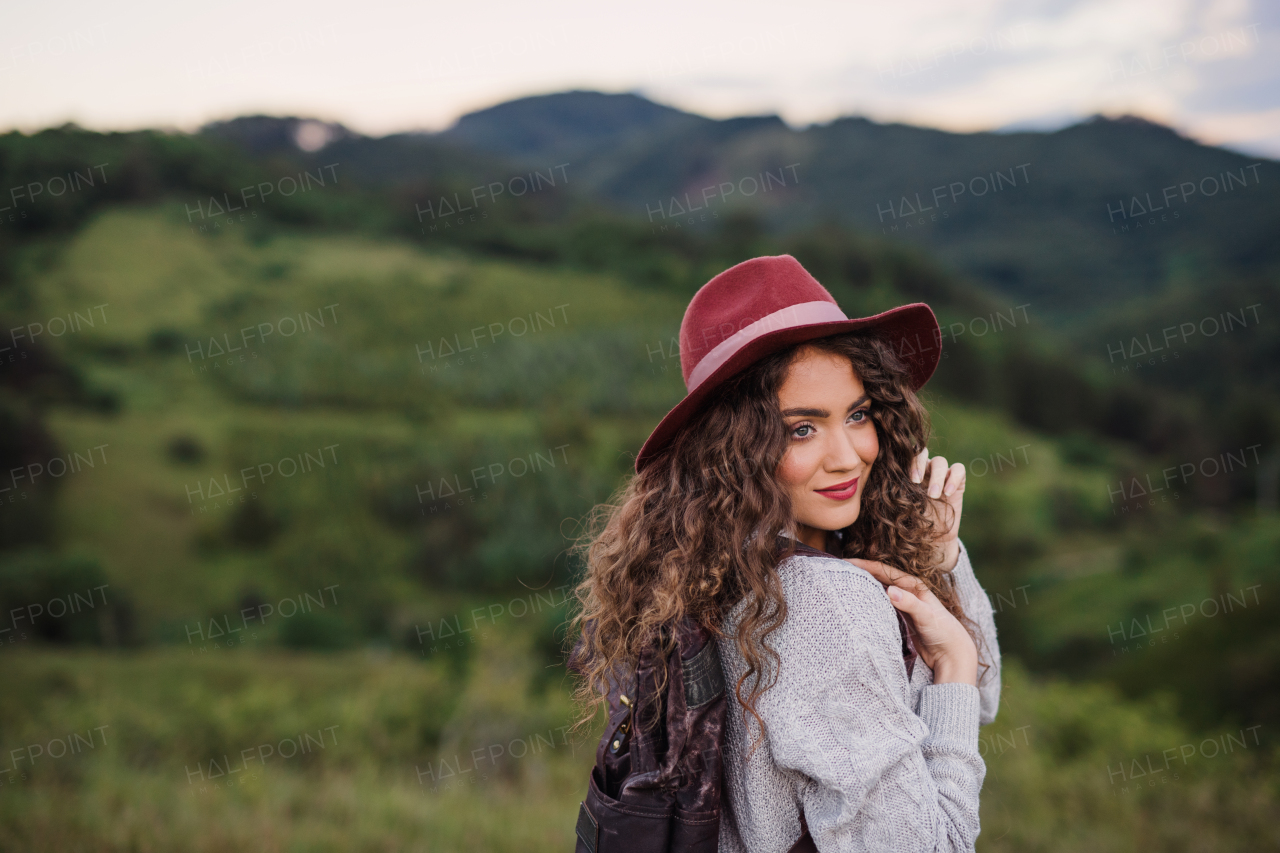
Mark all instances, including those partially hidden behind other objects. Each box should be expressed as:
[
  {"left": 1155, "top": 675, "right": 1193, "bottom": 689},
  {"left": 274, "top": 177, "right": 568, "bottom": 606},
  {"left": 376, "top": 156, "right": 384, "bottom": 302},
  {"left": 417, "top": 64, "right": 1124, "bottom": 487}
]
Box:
[
  {"left": 167, "top": 98, "right": 1280, "bottom": 432},
  {"left": 1, "top": 110, "right": 1277, "bottom": 851},
  {"left": 258, "top": 90, "right": 1280, "bottom": 323},
  {"left": 2, "top": 202, "right": 1274, "bottom": 722}
]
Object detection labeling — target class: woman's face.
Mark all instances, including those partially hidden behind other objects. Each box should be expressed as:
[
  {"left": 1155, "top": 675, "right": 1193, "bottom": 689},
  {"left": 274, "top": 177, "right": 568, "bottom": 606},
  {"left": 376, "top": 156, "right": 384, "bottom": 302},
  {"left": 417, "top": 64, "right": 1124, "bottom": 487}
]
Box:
[{"left": 776, "top": 347, "right": 879, "bottom": 551}]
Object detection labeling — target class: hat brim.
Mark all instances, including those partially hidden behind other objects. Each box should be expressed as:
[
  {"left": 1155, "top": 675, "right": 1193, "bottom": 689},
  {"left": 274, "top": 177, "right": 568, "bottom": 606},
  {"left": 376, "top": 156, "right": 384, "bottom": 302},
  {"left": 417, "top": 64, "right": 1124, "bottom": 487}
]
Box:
[{"left": 634, "top": 303, "right": 940, "bottom": 473}]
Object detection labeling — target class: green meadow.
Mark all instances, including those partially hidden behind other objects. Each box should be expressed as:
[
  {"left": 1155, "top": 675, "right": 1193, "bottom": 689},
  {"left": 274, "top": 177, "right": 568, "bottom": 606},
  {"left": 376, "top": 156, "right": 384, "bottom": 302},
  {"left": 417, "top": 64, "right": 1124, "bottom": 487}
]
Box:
[
  {"left": 2, "top": 204, "right": 1277, "bottom": 850},
  {"left": 2, "top": 650, "right": 1275, "bottom": 852}
]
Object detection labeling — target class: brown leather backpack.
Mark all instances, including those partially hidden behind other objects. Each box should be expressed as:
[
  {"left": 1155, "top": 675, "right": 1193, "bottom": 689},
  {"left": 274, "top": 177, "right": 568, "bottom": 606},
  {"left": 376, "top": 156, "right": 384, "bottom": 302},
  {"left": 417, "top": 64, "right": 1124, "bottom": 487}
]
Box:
[{"left": 571, "top": 540, "right": 917, "bottom": 853}]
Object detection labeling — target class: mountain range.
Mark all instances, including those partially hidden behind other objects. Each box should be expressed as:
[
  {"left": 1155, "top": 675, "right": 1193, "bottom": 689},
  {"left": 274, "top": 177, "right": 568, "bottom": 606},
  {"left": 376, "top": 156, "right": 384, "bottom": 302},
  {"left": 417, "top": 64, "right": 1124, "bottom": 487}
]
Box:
[
  {"left": 202, "top": 90, "right": 1279, "bottom": 323},
  {"left": 2, "top": 88, "right": 1277, "bottom": 747}
]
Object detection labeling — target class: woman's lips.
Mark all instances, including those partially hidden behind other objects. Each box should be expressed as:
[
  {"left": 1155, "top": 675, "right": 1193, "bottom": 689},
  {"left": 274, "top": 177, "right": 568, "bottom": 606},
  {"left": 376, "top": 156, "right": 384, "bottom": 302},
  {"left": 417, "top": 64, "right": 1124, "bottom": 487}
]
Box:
[{"left": 815, "top": 476, "right": 859, "bottom": 501}]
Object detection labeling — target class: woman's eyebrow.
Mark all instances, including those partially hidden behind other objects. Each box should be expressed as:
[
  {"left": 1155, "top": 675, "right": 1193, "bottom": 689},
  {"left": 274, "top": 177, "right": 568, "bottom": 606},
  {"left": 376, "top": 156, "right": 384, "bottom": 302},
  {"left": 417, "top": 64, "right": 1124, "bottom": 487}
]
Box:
[{"left": 781, "top": 395, "right": 869, "bottom": 419}]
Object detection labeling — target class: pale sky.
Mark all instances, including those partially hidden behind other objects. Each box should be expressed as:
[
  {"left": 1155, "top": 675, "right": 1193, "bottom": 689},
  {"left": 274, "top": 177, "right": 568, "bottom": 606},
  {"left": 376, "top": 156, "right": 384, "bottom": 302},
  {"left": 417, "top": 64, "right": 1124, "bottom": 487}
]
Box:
[{"left": 3, "top": 0, "right": 1279, "bottom": 156}]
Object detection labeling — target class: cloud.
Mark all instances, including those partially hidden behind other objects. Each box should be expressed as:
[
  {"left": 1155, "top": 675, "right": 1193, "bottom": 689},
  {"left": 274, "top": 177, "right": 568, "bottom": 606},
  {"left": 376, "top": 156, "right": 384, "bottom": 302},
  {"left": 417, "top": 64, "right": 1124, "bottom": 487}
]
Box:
[{"left": 1, "top": 0, "right": 1275, "bottom": 155}]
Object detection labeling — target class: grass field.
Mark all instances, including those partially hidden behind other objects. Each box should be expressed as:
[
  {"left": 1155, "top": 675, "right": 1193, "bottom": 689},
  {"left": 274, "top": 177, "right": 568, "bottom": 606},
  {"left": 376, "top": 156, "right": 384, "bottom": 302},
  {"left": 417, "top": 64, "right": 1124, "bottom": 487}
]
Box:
[
  {"left": 1, "top": 647, "right": 1276, "bottom": 852},
  {"left": 2, "top": 206, "right": 1278, "bottom": 849}
]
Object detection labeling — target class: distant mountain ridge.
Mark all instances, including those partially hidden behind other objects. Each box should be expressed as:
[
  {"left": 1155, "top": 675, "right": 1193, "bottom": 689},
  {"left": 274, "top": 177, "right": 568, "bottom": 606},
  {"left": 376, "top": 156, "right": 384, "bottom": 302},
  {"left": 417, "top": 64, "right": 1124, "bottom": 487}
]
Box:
[
  {"left": 197, "top": 91, "right": 1273, "bottom": 323},
  {"left": 438, "top": 90, "right": 709, "bottom": 162}
]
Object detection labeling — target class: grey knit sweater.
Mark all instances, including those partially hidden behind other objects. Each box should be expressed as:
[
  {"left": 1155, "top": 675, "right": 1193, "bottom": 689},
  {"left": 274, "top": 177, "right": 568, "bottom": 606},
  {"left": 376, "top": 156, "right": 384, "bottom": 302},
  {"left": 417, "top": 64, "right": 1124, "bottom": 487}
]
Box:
[{"left": 715, "top": 541, "right": 1000, "bottom": 852}]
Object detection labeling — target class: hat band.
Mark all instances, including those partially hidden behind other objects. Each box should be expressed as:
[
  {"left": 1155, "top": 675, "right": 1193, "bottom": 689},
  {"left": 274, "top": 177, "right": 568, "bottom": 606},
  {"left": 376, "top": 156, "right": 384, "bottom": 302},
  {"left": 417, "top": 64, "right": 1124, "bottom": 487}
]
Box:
[{"left": 686, "top": 300, "right": 848, "bottom": 391}]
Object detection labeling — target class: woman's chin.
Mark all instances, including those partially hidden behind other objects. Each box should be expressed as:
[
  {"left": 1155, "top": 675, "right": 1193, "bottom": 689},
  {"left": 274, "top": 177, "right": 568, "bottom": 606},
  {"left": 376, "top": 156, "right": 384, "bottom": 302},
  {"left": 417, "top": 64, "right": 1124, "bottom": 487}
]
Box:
[{"left": 798, "top": 507, "right": 862, "bottom": 538}]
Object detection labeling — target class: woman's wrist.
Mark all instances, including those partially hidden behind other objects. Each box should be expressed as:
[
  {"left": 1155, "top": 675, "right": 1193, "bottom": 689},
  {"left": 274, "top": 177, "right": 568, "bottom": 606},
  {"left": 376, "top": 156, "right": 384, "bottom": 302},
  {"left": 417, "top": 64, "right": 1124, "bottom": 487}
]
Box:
[
  {"left": 932, "top": 651, "right": 978, "bottom": 686},
  {"left": 936, "top": 539, "right": 960, "bottom": 573}
]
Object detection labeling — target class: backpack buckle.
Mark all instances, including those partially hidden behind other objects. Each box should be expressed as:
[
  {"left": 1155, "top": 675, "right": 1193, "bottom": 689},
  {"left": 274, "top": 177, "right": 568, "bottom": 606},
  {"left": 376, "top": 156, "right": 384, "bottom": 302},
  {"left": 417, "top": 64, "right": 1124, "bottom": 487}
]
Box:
[{"left": 609, "top": 693, "right": 634, "bottom": 753}]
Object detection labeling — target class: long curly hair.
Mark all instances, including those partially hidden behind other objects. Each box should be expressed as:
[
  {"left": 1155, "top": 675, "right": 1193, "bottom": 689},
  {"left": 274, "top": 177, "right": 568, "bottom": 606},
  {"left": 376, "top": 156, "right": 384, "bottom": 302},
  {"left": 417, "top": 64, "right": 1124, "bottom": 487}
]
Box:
[{"left": 569, "top": 331, "right": 985, "bottom": 747}]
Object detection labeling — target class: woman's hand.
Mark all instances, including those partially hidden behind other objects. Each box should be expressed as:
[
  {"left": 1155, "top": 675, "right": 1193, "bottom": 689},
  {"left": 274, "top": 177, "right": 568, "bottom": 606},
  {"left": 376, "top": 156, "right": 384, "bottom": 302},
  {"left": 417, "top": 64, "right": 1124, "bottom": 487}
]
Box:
[
  {"left": 846, "top": 558, "right": 979, "bottom": 686},
  {"left": 910, "top": 448, "right": 965, "bottom": 572}
]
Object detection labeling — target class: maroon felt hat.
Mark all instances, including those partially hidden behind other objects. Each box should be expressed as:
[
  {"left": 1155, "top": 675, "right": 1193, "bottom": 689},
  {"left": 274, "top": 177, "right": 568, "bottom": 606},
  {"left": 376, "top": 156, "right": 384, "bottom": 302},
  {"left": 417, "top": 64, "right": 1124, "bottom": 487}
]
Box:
[{"left": 635, "top": 254, "right": 941, "bottom": 472}]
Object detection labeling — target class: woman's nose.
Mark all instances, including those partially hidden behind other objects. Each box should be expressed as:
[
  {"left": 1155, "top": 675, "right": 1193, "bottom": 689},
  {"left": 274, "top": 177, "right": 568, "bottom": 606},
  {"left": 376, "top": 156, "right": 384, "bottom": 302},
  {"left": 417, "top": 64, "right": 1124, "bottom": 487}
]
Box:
[{"left": 825, "top": 428, "right": 862, "bottom": 471}]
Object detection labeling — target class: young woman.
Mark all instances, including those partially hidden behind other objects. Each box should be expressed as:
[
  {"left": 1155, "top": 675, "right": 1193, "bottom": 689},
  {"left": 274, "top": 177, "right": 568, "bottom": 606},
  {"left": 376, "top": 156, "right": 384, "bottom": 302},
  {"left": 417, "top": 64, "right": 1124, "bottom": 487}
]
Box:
[{"left": 572, "top": 255, "right": 1001, "bottom": 852}]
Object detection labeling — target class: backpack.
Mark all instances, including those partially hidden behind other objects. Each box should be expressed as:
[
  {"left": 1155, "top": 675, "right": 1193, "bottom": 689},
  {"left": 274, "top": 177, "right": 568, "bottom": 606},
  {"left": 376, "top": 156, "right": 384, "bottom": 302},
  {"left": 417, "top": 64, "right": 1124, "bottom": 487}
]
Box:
[{"left": 571, "top": 539, "right": 918, "bottom": 853}]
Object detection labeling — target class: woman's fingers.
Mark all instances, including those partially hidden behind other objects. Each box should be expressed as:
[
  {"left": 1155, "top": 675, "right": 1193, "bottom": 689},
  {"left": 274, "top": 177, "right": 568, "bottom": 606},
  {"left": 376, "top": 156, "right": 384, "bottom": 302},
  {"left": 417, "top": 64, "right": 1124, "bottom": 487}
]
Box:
[
  {"left": 920, "top": 456, "right": 967, "bottom": 500},
  {"left": 845, "top": 558, "right": 932, "bottom": 599},
  {"left": 884, "top": 584, "right": 950, "bottom": 653},
  {"left": 910, "top": 447, "right": 929, "bottom": 484},
  {"left": 943, "top": 462, "right": 966, "bottom": 497},
  {"left": 846, "top": 557, "right": 907, "bottom": 586},
  {"left": 925, "top": 454, "right": 949, "bottom": 499},
  {"left": 885, "top": 583, "right": 923, "bottom": 612},
  {"left": 847, "top": 557, "right": 973, "bottom": 674}
]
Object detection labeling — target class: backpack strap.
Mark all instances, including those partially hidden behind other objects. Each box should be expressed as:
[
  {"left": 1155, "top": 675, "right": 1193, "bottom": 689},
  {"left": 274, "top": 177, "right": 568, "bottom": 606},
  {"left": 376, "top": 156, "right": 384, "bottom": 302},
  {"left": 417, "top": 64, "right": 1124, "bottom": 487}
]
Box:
[{"left": 681, "top": 637, "right": 726, "bottom": 709}]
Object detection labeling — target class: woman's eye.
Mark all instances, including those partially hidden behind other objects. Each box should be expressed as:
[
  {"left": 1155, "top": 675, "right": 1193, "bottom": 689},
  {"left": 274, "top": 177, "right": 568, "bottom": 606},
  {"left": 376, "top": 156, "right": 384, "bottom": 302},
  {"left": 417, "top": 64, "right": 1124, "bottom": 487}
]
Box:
[
  {"left": 791, "top": 424, "right": 813, "bottom": 439},
  {"left": 850, "top": 410, "right": 868, "bottom": 423}
]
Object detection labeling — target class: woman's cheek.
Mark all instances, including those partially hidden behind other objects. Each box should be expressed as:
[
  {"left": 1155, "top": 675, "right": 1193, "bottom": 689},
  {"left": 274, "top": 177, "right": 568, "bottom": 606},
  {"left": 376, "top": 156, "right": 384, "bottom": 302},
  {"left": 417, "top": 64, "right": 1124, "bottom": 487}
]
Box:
[
  {"left": 777, "top": 448, "right": 813, "bottom": 504},
  {"left": 859, "top": 424, "right": 880, "bottom": 465}
]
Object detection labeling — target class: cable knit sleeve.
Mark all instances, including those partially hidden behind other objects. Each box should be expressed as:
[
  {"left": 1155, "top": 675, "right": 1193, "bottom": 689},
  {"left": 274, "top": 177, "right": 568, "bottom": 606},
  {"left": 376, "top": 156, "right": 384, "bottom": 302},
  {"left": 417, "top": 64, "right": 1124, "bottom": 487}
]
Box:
[
  {"left": 948, "top": 540, "right": 1002, "bottom": 726},
  {"left": 756, "top": 556, "right": 985, "bottom": 853}
]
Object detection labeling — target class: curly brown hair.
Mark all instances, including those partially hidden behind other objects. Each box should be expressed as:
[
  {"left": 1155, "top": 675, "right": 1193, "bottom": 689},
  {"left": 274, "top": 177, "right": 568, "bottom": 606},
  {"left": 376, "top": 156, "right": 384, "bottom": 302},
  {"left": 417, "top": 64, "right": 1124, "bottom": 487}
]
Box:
[{"left": 569, "top": 331, "right": 985, "bottom": 747}]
